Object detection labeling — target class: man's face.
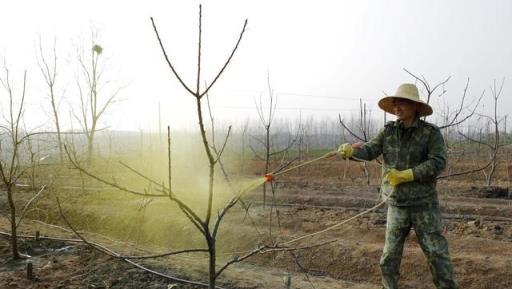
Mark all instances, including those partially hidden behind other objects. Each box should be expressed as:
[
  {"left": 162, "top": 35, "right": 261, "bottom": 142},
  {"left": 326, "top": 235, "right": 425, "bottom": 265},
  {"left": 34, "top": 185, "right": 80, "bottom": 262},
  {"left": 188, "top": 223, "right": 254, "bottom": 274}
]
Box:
[{"left": 392, "top": 98, "right": 418, "bottom": 121}]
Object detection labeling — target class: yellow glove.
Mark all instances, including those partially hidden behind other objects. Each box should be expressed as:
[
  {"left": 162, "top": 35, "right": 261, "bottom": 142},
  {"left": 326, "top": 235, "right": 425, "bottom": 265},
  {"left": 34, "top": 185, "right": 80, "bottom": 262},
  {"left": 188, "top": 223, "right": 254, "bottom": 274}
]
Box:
[
  {"left": 385, "top": 169, "right": 414, "bottom": 186},
  {"left": 337, "top": 143, "right": 353, "bottom": 159}
]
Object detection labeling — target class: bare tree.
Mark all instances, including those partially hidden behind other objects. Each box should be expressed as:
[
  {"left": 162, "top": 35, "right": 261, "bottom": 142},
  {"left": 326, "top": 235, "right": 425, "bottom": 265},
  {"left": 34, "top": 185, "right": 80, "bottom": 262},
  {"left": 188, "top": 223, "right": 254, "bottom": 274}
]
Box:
[
  {"left": 249, "top": 74, "right": 302, "bottom": 243},
  {"left": 74, "top": 34, "right": 122, "bottom": 161},
  {"left": 152, "top": 8, "right": 252, "bottom": 286},
  {"left": 0, "top": 65, "right": 47, "bottom": 259},
  {"left": 338, "top": 99, "right": 375, "bottom": 184},
  {"left": 37, "top": 36, "right": 65, "bottom": 163},
  {"left": 482, "top": 80, "right": 505, "bottom": 185},
  {"left": 251, "top": 73, "right": 298, "bottom": 208},
  {"left": 400, "top": 69, "right": 498, "bottom": 183},
  {"left": 58, "top": 6, "right": 293, "bottom": 289},
  {"left": 457, "top": 79, "right": 506, "bottom": 186}
]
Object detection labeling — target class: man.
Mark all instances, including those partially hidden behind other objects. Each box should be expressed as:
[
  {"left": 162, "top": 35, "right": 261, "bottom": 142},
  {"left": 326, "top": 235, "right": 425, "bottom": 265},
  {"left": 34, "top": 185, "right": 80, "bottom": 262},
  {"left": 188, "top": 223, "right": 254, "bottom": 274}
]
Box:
[{"left": 338, "top": 83, "right": 458, "bottom": 289}]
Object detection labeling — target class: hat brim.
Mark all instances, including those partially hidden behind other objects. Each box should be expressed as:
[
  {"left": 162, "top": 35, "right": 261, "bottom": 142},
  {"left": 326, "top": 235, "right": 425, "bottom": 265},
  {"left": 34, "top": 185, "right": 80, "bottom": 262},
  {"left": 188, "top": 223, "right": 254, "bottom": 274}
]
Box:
[{"left": 378, "top": 96, "right": 433, "bottom": 117}]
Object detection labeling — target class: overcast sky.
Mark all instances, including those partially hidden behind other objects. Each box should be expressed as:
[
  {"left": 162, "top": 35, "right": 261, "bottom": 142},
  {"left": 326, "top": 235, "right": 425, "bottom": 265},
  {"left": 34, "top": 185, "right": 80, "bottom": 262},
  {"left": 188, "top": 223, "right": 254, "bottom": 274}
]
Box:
[{"left": 0, "top": 0, "right": 510, "bottom": 132}]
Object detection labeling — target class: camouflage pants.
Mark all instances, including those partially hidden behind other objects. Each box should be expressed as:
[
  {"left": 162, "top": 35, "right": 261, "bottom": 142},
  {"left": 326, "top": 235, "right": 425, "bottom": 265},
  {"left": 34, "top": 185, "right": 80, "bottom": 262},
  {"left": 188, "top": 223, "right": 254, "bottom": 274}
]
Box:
[{"left": 380, "top": 203, "right": 458, "bottom": 289}]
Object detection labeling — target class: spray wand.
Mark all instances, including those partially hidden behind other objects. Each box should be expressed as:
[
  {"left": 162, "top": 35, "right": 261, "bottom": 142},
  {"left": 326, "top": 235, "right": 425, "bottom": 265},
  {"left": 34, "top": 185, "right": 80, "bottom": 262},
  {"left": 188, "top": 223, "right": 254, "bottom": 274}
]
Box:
[{"left": 262, "top": 150, "right": 339, "bottom": 183}]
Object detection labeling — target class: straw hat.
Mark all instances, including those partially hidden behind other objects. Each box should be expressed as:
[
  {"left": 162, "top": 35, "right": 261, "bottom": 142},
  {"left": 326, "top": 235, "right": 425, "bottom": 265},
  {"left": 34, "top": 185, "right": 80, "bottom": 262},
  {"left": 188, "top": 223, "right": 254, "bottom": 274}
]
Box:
[{"left": 378, "top": 83, "right": 433, "bottom": 117}]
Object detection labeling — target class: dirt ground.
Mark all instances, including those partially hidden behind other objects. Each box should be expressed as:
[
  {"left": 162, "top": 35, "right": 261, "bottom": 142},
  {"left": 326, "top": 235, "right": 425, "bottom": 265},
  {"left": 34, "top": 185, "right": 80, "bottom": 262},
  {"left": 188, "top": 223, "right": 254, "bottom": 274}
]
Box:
[
  {"left": 1, "top": 157, "right": 512, "bottom": 288},
  {"left": 0, "top": 235, "right": 204, "bottom": 289}
]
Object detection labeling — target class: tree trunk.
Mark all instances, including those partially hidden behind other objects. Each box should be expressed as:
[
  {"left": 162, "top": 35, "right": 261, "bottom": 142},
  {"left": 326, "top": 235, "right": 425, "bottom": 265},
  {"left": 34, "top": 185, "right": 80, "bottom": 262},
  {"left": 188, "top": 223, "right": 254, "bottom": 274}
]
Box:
[
  {"left": 208, "top": 238, "right": 216, "bottom": 289},
  {"left": 87, "top": 129, "right": 95, "bottom": 162},
  {"left": 7, "top": 184, "right": 19, "bottom": 259},
  {"left": 50, "top": 86, "right": 64, "bottom": 164},
  {"left": 263, "top": 125, "right": 271, "bottom": 208}
]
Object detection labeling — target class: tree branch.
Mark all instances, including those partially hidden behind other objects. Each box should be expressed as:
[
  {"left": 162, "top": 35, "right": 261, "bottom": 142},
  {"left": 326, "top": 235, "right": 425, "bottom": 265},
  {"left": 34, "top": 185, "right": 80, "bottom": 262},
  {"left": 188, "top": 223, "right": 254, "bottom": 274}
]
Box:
[
  {"left": 150, "top": 18, "right": 195, "bottom": 96},
  {"left": 199, "top": 19, "right": 248, "bottom": 98}
]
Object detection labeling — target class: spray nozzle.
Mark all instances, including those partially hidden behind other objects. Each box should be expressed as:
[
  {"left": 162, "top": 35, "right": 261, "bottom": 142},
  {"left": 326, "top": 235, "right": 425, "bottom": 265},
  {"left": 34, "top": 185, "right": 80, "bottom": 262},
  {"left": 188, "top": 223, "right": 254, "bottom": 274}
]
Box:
[{"left": 264, "top": 173, "right": 274, "bottom": 183}]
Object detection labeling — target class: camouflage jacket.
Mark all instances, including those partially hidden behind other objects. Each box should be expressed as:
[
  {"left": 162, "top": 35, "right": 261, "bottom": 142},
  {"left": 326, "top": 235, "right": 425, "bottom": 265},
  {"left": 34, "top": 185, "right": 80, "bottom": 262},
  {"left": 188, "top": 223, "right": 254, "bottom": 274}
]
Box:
[{"left": 352, "top": 117, "right": 447, "bottom": 206}]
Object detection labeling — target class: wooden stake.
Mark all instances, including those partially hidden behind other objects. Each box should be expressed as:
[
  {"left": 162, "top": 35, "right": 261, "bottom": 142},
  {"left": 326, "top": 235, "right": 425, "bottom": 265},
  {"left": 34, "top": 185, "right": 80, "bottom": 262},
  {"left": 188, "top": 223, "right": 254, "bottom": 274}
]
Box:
[{"left": 27, "top": 262, "right": 33, "bottom": 280}]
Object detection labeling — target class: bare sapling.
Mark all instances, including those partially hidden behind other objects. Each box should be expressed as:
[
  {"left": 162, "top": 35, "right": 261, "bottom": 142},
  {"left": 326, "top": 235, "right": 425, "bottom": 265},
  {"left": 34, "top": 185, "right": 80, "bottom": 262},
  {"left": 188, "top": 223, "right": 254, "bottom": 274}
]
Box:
[
  {"left": 0, "top": 64, "right": 48, "bottom": 259},
  {"left": 37, "top": 36, "right": 65, "bottom": 164},
  {"left": 456, "top": 79, "right": 506, "bottom": 185},
  {"left": 250, "top": 73, "right": 299, "bottom": 240},
  {"left": 338, "top": 99, "right": 374, "bottom": 184}
]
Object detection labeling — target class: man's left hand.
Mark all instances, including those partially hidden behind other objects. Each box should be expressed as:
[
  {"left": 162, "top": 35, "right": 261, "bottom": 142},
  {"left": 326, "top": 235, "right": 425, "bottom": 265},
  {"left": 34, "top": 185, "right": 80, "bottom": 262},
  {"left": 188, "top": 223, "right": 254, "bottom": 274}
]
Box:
[{"left": 385, "top": 169, "right": 414, "bottom": 186}]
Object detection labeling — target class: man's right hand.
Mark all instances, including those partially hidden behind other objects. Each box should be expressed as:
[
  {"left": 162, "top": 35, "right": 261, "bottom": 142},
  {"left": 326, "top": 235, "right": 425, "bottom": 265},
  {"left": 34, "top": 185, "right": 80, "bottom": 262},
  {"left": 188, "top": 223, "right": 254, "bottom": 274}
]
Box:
[{"left": 338, "top": 143, "right": 354, "bottom": 159}]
